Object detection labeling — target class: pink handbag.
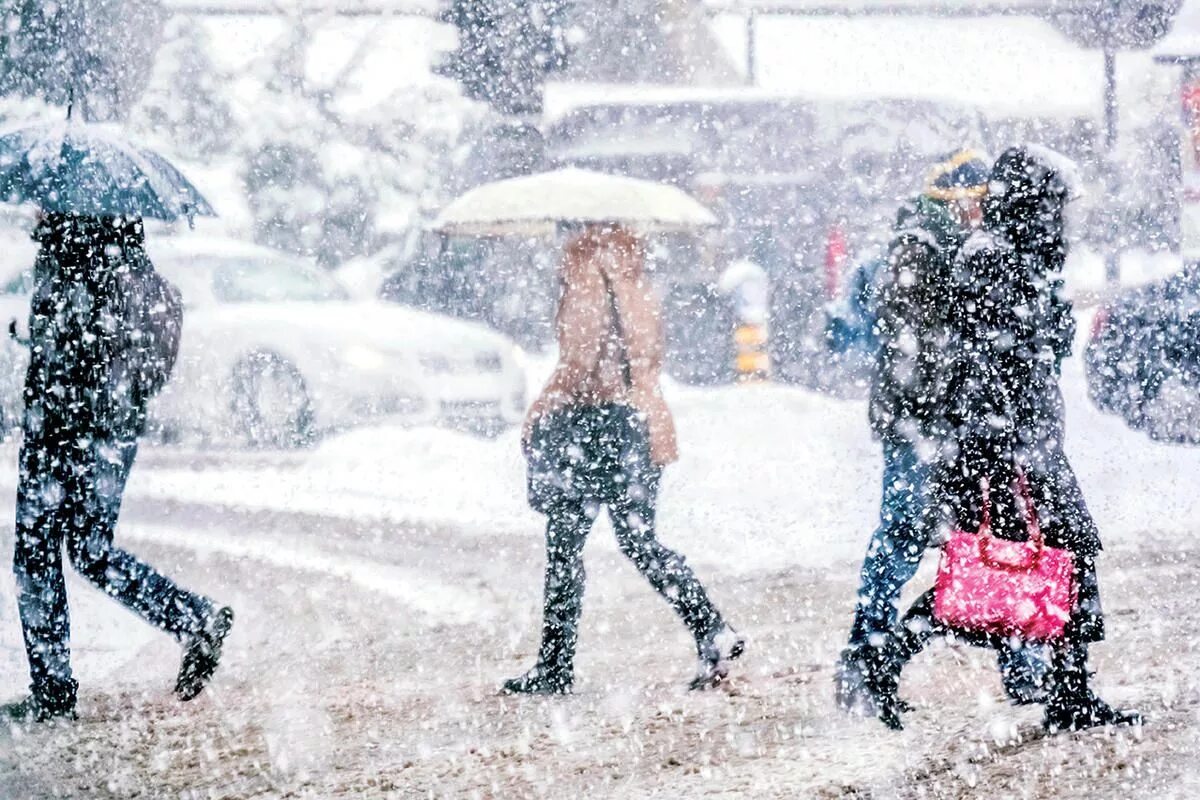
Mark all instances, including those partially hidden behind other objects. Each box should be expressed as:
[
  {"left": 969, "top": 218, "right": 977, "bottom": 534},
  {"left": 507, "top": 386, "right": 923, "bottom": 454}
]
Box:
[{"left": 933, "top": 474, "right": 1078, "bottom": 642}]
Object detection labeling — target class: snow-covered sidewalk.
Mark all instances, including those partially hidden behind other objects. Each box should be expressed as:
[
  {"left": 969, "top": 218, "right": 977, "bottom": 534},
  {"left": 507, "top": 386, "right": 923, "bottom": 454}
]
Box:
[{"left": 0, "top": 353, "right": 1197, "bottom": 798}]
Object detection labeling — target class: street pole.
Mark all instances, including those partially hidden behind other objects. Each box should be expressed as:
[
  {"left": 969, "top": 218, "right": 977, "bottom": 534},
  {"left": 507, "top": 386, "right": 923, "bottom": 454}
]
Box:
[
  {"left": 1104, "top": 47, "right": 1121, "bottom": 284},
  {"left": 746, "top": 11, "right": 757, "bottom": 84}
]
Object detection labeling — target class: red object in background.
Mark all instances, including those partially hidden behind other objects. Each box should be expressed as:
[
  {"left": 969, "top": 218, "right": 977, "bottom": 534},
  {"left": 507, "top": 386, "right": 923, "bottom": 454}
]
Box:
[
  {"left": 824, "top": 224, "right": 848, "bottom": 300},
  {"left": 1183, "top": 82, "right": 1200, "bottom": 177},
  {"left": 1090, "top": 306, "right": 1111, "bottom": 340}
]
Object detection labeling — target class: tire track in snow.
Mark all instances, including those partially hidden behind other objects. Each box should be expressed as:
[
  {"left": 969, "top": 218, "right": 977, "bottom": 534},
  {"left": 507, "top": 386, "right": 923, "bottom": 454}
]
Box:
[{"left": 121, "top": 523, "right": 497, "bottom": 628}]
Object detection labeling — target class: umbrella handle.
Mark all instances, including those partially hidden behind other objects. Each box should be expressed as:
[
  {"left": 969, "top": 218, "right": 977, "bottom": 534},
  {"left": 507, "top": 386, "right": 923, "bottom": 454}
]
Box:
[{"left": 8, "top": 319, "right": 29, "bottom": 348}]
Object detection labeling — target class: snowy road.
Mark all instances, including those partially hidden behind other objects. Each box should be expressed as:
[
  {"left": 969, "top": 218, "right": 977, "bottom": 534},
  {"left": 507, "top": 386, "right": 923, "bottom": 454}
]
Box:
[{"left": 0, "top": 361, "right": 1197, "bottom": 798}]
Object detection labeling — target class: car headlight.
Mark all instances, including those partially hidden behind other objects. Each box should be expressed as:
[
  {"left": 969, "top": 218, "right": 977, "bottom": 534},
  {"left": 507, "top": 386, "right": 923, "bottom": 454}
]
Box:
[
  {"left": 343, "top": 345, "right": 389, "bottom": 372},
  {"left": 419, "top": 353, "right": 452, "bottom": 374},
  {"left": 475, "top": 351, "right": 503, "bottom": 373}
]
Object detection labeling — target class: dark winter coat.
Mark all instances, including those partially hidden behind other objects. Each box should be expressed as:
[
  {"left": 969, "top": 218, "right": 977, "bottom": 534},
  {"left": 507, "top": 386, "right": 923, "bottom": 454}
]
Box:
[
  {"left": 868, "top": 195, "right": 966, "bottom": 443},
  {"left": 933, "top": 147, "right": 1099, "bottom": 556},
  {"left": 22, "top": 215, "right": 180, "bottom": 445}
]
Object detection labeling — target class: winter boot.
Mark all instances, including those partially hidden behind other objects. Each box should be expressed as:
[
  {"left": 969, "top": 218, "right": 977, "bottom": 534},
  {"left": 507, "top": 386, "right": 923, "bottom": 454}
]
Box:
[
  {"left": 2, "top": 678, "right": 77, "bottom": 726},
  {"left": 690, "top": 624, "right": 745, "bottom": 690},
  {"left": 176, "top": 606, "right": 234, "bottom": 701},
  {"left": 835, "top": 642, "right": 906, "bottom": 729},
  {"left": 1043, "top": 643, "right": 1142, "bottom": 733},
  {"left": 502, "top": 617, "right": 577, "bottom": 696},
  {"left": 501, "top": 663, "right": 574, "bottom": 695}
]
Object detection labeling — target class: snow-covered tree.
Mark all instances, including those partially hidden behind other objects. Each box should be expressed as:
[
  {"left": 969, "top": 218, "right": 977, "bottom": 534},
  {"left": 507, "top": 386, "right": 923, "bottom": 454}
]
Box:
[
  {"left": 239, "top": 18, "right": 481, "bottom": 266},
  {"left": 0, "top": 0, "right": 163, "bottom": 120},
  {"left": 130, "top": 15, "right": 236, "bottom": 158}
]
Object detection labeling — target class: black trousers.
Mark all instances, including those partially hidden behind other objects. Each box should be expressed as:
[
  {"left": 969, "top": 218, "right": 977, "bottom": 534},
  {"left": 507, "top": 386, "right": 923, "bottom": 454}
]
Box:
[
  {"left": 537, "top": 472, "right": 725, "bottom": 674},
  {"left": 14, "top": 433, "right": 212, "bottom": 703}
]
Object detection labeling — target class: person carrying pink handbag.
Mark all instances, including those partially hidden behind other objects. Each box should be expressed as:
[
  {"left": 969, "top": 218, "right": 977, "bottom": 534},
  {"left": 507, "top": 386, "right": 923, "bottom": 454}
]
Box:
[{"left": 868, "top": 148, "right": 1141, "bottom": 734}]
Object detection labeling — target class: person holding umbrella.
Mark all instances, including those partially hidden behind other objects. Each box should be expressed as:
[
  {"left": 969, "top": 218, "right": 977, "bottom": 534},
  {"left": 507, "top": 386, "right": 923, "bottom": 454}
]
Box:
[
  {"left": 0, "top": 123, "right": 233, "bottom": 723},
  {"left": 505, "top": 223, "right": 742, "bottom": 694}
]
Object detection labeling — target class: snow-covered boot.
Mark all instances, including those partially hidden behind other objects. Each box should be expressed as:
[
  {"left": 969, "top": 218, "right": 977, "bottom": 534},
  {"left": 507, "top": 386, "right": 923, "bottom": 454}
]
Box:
[
  {"left": 1043, "top": 643, "right": 1141, "bottom": 733},
  {"left": 1, "top": 677, "right": 77, "bottom": 725},
  {"left": 176, "top": 606, "right": 234, "bottom": 701},
  {"left": 503, "top": 615, "right": 576, "bottom": 695},
  {"left": 835, "top": 645, "right": 878, "bottom": 715},
  {"left": 501, "top": 663, "right": 574, "bottom": 695},
  {"left": 836, "top": 642, "right": 905, "bottom": 729},
  {"left": 689, "top": 624, "right": 745, "bottom": 690}
]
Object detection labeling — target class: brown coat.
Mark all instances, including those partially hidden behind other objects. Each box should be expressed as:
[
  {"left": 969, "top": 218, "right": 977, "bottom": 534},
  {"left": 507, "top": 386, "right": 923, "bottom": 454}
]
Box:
[{"left": 523, "top": 226, "right": 679, "bottom": 466}]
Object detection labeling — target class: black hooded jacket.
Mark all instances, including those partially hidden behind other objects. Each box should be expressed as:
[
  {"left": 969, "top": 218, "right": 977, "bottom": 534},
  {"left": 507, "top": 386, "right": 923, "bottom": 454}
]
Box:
[
  {"left": 942, "top": 148, "right": 1076, "bottom": 451},
  {"left": 935, "top": 148, "right": 1099, "bottom": 555},
  {"left": 22, "top": 215, "right": 169, "bottom": 443}
]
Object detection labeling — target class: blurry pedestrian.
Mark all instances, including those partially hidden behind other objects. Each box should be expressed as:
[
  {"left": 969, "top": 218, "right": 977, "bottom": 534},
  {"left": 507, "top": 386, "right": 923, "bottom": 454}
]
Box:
[
  {"left": 835, "top": 150, "right": 1048, "bottom": 716},
  {"left": 875, "top": 147, "right": 1141, "bottom": 733},
  {"left": 505, "top": 223, "right": 742, "bottom": 694},
  {"left": 3, "top": 213, "right": 233, "bottom": 724}
]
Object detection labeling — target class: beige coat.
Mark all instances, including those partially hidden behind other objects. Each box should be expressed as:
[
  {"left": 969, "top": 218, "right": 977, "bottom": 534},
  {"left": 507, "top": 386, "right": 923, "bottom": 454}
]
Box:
[{"left": 523, "top": 226, "right": 679, "bottom": 466}]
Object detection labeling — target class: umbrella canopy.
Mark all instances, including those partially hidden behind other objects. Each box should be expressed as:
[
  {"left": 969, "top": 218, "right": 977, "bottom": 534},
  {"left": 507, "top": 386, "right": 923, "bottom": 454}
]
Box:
[
  {"left": 0, "top": 122, "right": 216, "bottom": 222},
  {"left": 434, "top": 167, "right": 717, "bottom": 236}
]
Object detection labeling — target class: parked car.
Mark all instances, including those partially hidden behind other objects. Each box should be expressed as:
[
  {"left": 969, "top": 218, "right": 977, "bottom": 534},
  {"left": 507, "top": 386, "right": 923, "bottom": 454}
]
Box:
[
  {"left": 1086, "top": 265, "right": 1200, "bottom": 444},
  {"left": 0, "top": 236, "right": 528, "bottom": 446}
]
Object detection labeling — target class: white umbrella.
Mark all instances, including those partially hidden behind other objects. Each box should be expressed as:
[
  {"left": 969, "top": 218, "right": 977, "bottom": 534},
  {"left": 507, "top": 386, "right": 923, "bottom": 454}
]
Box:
[{"left": 434, "top": 167, "right": 718, "bottom": 236}]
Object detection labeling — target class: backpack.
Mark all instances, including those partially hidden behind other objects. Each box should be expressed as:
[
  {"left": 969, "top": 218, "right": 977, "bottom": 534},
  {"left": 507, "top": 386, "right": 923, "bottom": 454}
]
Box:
[{"left": 112, "top": 259, "right": 184, "bottom": 402}]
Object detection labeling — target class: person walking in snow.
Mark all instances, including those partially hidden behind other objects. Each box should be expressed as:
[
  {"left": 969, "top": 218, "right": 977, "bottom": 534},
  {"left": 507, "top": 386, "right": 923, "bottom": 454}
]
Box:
[
  {"left": 873, "top": 147, "right": 1141, "bottom": 733},
  {"left": 505, "top": 223, "right": 742, "bottom": 695},
  {"left": 3, "top": 214, "right": 233, "bottom": 724},
  {"left": 835, "top": 150, "right": 1047, "bottom": 716}
]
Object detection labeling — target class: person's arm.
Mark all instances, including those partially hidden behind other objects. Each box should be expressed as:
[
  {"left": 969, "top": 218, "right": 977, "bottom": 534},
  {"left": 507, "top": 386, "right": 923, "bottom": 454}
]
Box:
[
  {"left": 607, "top": 273, "right": 679, "bottom": 465},
  {"left": 521, "top": 275, "right": 606, "bottom": 446}
]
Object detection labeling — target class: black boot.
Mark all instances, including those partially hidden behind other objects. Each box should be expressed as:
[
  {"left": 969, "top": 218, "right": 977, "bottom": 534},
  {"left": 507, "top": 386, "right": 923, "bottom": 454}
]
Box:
[
  {"left": 834, "top": 644, "right": 878, "bottom": 715},
  {"left": 502, "top": 627, "right": 575, "bottom": 695},
  {"left": 2, "top": 677, "right": 77, "bottom": 725},
  {"left": 502, "top": 663, "right": 573, "bottom": 695},
  {"left": 835, "top": 641, "right": 905, "bottom": 729},
  {"left": 176, "top": 606, "right": 234, "bottom": 701},
  {"left": 1043, "top": 643, "right": 1142, "bottom": 733},
  {"left": 690, "top": 624, "right": 745, "bottom": 690},
  {"left": 502, "top": 601, "right": 579, "bottom": 695}
]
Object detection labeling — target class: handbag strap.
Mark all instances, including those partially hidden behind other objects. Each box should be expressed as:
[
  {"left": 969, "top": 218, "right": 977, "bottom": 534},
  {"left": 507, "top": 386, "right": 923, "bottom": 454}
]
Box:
[
  {"left": 601, "top": 272, "right": 634, "bottom": 391},
  {"left": 978, "top": 477, "right": 992, "bottom": 533},
  {"left": 1013, "top": 468, "right": 1044, "bottom": 548}
]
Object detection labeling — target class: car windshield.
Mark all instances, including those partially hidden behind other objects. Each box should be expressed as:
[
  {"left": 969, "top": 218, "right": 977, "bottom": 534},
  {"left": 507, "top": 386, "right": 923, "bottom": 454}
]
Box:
[{"left": 211, "top": 259, "right": 350, "bottom": 303}]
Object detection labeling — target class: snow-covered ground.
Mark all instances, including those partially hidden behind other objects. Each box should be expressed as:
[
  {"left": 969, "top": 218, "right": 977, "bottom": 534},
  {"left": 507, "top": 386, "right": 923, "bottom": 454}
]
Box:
[{"left": 0, "top": 326, "right": 1197, "bottom": 797}]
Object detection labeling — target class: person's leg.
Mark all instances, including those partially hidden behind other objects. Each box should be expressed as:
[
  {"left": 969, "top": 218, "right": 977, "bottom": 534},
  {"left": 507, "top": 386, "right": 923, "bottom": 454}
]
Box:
[
  {"left": 608, "top": 469, "right": 724, "bottom": 641},
  {"left": 838, "top": 441, "right": 932, "bottom": 712},
  {"left": 607, "top": 468, "right": 741, "bottom": 688},
  {"left": 847, "top": 440, "right": 932, "bottom": 648},
  {"left": 1043, "top": 554, "right": 1139, "bottom": 732},
  {"left": 995, "top": 642, "right": 1053, "bottom": 705},
  {"left": 65, "top": 440, "right": 213, "bottom": 638},
  {"left": 9, "top": 441, "right": 77, "bottom": 719},
  {"left": 503, "top": 498, "right": 592, "bottom": 693}
]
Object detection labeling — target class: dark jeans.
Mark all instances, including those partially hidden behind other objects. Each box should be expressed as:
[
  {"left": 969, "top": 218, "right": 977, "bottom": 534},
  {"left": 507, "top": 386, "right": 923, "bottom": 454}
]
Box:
[
  {"left": 846, "top": 439, "right": 1050, "bottom": 693},
  {"left": 14, "top": 433, "right": 212, "bottom": 704},
  {"left": 529, "top": 406, "right": 723, "bottom": 675},
  {"left": 848, "top": 439, "right": 933, "bottom": 648}
]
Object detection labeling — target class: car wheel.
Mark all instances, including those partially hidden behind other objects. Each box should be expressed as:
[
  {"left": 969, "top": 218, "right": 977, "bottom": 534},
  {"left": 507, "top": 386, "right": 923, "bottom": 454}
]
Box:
[
  {"left": 231, "top": 352, "right": 314, "bottom": 449},
  {"left": 1141, "top": 372, "right": 1200, "bottom": 445}
]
